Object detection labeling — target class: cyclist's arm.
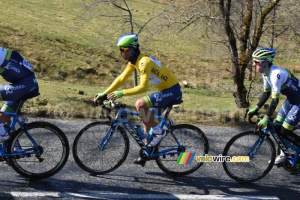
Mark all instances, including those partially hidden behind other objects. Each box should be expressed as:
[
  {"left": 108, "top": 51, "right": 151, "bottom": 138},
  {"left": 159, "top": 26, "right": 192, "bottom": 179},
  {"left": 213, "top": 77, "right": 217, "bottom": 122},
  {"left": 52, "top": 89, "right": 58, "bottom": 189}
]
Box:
[
  {"left": 256, "top": 91, "right": 271, "bottom": 110},
  {"left": 264, "top": 71, "right": 284, "bottom": 118},
  {"left": 123, "top": 58, "right": 150, "bottom": 96},
  {"left": 104, "top": 64, "right": 135, "bottom": 95},
  {"left": 255, "top": 75, "right": 272, "bottom": 110}
]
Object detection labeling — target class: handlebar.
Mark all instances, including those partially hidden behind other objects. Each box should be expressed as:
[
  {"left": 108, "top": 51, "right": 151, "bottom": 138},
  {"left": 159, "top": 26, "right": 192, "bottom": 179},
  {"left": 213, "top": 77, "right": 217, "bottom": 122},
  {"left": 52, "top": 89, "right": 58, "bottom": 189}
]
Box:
[
  {"left": 101, "top": 101, "right": 126, "bottom": 110},
  {"left": 245, "top": 109, "right": 277, "bottom": 130},
  {"left": 244, "top": 109, "right": 258, "bottom": 125},
  {"left": 96, "top": 100, "right": 126, "bottom": 121}
]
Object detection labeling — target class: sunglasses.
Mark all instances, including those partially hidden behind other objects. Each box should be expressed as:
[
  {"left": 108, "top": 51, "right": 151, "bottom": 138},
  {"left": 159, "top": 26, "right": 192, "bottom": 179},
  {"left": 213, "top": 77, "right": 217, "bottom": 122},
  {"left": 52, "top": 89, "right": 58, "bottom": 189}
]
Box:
[
  {"left": 253, "top": 60, "right": 263, "bottom": 64},
  {"left": 119, "top": 47, "right": 129, "bottom": 52}
]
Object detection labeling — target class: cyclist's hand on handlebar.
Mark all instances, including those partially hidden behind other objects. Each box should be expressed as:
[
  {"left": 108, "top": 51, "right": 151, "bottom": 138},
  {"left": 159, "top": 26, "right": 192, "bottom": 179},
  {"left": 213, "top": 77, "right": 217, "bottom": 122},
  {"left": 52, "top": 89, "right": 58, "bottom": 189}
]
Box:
[
  {"left": 107, "top": 91, "right": 123, "bottom": 101},
  {"left": 94, "top": 92, "right": 107, "bottom": 103},
  {"left": 247, "top": 107, "right": 258, "bottom": 118},
  {"left": 258, "top": 116, "right": 269, "bottom": 128}
]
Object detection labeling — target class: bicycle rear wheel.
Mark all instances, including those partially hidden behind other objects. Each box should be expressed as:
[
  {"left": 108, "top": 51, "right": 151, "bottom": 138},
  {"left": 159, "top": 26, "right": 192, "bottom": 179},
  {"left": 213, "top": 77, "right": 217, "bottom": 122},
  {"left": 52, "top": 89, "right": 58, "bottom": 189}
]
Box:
[
  {"left": 72, "top": 121, "right": 129, "bottom": 174},
  {"left": 222, "top": 131, "right": 276, "bottom": 183},
  {"left": 8, "top": 122, "right": 70, "bottom": 180},
  {"left": 156, "top": 124, "right": 209, "bottom": 176}
]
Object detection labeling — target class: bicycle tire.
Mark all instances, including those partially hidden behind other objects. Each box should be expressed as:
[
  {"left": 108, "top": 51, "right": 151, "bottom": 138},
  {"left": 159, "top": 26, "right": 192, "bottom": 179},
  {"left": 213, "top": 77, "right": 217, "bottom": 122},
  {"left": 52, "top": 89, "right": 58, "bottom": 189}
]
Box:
[
  {"left": 72, "top": 121, "right": 129, "bottom": 174},
  {"left": 8, "top": 122, "right": 70, "bottom": 180},
  {"left": 222, "top": 131, "right": 276, "bottom": 183},
  {"left": 156, "top": 124, "right": 209, "bottom": 176}
]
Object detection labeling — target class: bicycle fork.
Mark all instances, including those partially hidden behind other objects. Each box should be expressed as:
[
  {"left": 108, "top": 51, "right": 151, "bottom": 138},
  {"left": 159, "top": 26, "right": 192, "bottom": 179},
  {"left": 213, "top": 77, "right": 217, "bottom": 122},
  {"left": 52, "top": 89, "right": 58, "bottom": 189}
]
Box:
[{"left": 247, "top": 131, "right": 268, "bottom": 160}]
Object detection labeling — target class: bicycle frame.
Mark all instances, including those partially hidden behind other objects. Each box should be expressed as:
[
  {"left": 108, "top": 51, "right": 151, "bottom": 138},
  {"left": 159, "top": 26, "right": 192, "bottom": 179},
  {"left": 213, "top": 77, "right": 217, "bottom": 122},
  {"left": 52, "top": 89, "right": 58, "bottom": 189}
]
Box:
[
  {"left": 0, "top": 110, "right": 40, "bottom": 158},
  {"left": 247, "top": 121, "right": 300, "bottom": 166},
  {"left": 99, "top": 107, "right": 185, "bottom": 158}
]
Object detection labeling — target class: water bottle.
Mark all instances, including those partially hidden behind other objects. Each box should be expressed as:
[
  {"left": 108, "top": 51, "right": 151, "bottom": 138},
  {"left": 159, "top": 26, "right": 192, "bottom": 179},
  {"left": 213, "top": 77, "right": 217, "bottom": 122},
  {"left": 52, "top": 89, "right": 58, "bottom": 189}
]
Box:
[
  {"left": 134, "top": 125, "right": 147, "bottom": 140},
  {"left": 146, "top": 128, "right": 154, "bottom": 143}
]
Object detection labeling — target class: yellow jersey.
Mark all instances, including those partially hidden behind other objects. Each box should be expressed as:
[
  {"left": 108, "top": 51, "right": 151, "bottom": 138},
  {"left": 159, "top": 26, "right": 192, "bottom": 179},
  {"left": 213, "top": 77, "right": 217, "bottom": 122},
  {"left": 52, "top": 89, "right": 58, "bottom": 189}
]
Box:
[{"left": 105, "top": 53, "right": 179, "bottom": 96}]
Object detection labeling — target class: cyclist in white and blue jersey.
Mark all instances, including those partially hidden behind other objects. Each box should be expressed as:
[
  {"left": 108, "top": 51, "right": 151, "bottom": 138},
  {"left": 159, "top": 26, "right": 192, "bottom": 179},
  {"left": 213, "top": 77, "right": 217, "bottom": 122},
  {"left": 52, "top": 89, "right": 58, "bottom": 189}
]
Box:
[
  {"left": 0, "top": 47, "right": 39, "bottom": 141},
  {"left": 248, "top": 47, "right": 300, "bottom": 164}
]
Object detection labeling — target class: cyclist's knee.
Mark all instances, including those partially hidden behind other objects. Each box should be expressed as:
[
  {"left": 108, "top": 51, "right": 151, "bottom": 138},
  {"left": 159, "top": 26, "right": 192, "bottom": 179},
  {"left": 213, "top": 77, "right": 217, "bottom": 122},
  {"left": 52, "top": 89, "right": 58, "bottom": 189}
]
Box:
[{"left": 135, "top": 98, "right": 147, "bottom": 111}]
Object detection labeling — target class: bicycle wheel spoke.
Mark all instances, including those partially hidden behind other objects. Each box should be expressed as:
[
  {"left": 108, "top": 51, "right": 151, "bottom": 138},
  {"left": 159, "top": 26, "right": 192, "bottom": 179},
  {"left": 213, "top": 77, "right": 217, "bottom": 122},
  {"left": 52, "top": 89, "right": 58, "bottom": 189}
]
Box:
[
  {"left": 222, "top": 131, "right": 275, "bottom": 182},
  {"left": 8, "top": 122, "right": 69, "bottom": 179},
  {"left": 73, "top": 122, "right": 129, "bottom": 174},
  {"left": 156, "top": 124, "right": 209, "bottom": 176}
]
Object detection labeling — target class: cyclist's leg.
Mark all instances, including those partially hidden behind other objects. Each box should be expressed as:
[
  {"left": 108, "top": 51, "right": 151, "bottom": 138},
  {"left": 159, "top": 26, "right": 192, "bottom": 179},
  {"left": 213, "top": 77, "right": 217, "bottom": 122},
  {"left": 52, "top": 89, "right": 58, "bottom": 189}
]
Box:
[
  {"left": 134, "top": 84, "right": 182, "bottom": 165},
  {"left": 281, "top": 104, "right": 300, "bottom": 141},
  {"left": 275, "top": 100, "right": 291, "bottom": 124},
  {"left": 139, "top": 84, "right": 182, "bottom": 138},
  {"left": 276, "top": 103, "right": 300, "bottom": 164},
  {"left": 274, "top": 100, "right": 291, "bottom": 163},
  {"left": 0, "top": 76, "right": 39, "bottom": 139},
  {"left": 135, "top": 98, "right": 157, "bottom": 135}
]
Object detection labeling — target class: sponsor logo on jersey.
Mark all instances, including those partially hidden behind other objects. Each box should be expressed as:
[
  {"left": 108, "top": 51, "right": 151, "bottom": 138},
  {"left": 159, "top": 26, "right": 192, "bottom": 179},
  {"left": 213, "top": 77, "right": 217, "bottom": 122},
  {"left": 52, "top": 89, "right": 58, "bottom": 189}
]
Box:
[
  {"left": 153, "top": 92, "right": 173, "bottom": 102},
  {"left": 286, "top": 80, "right": 298, "bottom": 91},
  {"left": 5, "top": 85, "right": 26, "bottom": 95},
  {"left": 3, "top": 62, "right": 21, "bottom": 74},
  {"left": 288, "top": 107, "right": 299, "bottom": 121}
]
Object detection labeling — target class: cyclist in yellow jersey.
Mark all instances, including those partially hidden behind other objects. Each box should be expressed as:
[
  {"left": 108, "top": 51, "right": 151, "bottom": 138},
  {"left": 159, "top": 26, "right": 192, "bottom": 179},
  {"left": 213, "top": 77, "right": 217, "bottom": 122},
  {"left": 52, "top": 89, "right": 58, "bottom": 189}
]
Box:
[{"left": 94, "top": 34, "right": 182, "bottom": 166}]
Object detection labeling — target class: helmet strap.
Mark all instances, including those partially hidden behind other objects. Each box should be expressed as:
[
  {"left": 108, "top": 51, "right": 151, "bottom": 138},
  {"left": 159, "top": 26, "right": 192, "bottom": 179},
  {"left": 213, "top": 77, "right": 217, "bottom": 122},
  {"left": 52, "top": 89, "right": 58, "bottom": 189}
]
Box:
[{"left": 260, "top": 61, "right": 269, "bottom": 74}]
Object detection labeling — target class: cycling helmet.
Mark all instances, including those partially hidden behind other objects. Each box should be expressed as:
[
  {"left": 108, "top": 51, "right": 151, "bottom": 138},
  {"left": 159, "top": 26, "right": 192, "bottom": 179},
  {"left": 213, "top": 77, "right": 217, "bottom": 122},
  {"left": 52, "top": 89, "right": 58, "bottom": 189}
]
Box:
[
  {"left": 117, "top": 34, "right": 139, "bottom": 48},
  {"left": 252, "top": 47, "right": 276, "bottom": 62}
]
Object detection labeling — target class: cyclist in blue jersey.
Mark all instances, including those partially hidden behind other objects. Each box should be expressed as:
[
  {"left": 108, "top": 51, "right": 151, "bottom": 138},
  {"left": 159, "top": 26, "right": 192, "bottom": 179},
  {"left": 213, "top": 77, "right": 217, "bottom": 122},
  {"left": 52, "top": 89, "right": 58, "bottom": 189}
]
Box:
[
  {"left": 0, "top": 47, "right": 39, "bottom": 141},
  {"left": 248, "top": 47, "right": 300, "bottom": 164}
]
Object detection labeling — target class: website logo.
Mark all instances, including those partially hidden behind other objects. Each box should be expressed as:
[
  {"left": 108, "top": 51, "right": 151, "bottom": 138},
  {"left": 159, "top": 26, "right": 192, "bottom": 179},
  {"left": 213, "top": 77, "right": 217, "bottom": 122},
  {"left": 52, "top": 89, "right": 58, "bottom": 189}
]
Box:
[{"left": 176, "top": 152, "right": 195, "bottom": 164}]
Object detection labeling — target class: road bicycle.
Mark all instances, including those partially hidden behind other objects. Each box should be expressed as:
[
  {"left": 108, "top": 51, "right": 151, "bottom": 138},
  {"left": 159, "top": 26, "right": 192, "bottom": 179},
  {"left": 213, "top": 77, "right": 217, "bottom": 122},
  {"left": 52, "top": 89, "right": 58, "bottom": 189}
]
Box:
[
  {"left": 222, "top": 110, "right": 300, "bottom": 183},
  {"left": 72, "top": 100, "right": 209, "bottom": 176},
  {"left": 0, "top": 110, "right": 70, "bottom": 179}
]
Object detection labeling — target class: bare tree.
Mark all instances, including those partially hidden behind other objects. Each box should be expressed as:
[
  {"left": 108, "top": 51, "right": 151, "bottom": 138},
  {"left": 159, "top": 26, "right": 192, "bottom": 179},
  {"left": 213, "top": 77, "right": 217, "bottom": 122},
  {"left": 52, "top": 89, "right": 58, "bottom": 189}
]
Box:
[
  {"left": 219, "top": 0, "right": 281, "bottom": 108},
  {"left": 164, "top": 0, "right": 286, "bottom": 108},
  {"left": 77, "top": 0, "right": 168, "bottom": 86}
]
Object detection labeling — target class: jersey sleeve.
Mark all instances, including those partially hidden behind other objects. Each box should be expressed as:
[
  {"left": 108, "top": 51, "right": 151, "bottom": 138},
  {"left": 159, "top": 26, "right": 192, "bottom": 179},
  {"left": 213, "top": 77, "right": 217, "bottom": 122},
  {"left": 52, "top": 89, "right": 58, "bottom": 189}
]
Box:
[
  {"left": 263, "top": 75, "right": 271, "bottom": 92},
  {"left": 270, "top": 69, "right": 286, "bottom": 99},
  {"left": 123, "top": 57, "right": 150, "bottom": 96},
  {"left": 104, "top": 64, "right": 135, "bottom": 95}
]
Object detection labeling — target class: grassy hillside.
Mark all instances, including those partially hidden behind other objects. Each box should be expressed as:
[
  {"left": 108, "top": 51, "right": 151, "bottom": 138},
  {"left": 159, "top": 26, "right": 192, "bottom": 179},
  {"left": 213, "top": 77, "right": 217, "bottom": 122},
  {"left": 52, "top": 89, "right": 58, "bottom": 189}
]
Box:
[{"left": 0, "top": 0, "right": 299, "bottom": 126}]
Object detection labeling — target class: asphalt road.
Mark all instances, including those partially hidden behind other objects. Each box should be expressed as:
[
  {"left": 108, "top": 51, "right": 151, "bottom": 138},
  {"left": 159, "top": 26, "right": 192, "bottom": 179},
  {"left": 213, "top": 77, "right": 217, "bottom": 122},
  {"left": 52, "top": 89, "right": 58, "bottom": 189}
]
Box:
[{"left": 0, "top": 118, "right": 299, "bottom": 200}]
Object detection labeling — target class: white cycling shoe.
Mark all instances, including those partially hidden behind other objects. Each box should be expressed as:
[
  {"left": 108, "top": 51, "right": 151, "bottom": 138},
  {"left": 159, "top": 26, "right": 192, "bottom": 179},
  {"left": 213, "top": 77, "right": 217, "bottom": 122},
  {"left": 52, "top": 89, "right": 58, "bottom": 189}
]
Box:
[
  {"left": 147, "top": 131, "right": 166, "bottom": 147},
  {"left": 274, "top": 155, "right": 286, "bottom": 165}
]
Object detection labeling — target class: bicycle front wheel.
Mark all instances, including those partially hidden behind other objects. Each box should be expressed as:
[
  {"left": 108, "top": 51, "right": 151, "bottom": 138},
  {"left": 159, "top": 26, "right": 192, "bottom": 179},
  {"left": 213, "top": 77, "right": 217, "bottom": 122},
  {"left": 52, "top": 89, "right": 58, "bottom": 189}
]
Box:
[
  {"left": 222, "top": 131, "right": 276, "bottom": 183},
  {"left": 72, "top": 121, "right": 129, "bottom": 175},
  {"left": 156, "top": 124, "right": 209, "bottom": 176},
  {"left": 8, "top": 122, "right": 70, "bottom": 180}
]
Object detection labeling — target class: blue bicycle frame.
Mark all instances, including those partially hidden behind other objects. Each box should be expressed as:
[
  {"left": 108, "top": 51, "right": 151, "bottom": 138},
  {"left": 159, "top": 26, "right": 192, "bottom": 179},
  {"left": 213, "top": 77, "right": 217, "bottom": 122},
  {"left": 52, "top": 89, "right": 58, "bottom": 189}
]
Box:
[
  {"left": 0, "top": 110, "right": 40, "bottom": 158},
  {"left": 99, "top": 106, "right": 185, "bottom": 159},
  {"left": 247, "top": 120, "right": 300, "bottom": 166}
]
